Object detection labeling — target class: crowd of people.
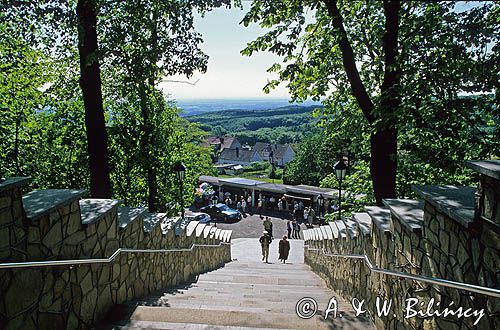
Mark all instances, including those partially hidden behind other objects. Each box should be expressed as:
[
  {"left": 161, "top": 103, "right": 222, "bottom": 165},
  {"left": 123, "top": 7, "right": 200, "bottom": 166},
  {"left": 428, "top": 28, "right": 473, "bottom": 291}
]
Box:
[{"left": 219, "top": 191, "right": 329, "bottom": 225}]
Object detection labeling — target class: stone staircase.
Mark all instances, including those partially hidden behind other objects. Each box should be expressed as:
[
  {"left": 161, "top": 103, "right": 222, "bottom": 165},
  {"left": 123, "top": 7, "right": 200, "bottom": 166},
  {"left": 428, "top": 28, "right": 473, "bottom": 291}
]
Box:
[
  {"left": 303, "top": 160, "right": 500, "bottom": 329},
  {"left": 0, "top": 177, "right": 232, "bottom": 329},
  {"left": 98, "top": 238, "right": 375, "bottom": 329}
]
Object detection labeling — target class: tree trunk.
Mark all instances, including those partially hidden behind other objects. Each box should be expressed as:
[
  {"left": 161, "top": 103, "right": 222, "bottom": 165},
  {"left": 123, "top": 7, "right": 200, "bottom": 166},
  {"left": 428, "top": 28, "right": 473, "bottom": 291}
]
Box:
[
  {"left": 371, "top": 0, "right": 401, "bottom": 204},
  {"left": 76, "top": 0, "right": 112, "bottom": 198},
  {"left": 139, "top": 85, "right": 158, "bottom": 212},
  {"left": 324, "top": 0, "right": 400, "bottom": 204}
]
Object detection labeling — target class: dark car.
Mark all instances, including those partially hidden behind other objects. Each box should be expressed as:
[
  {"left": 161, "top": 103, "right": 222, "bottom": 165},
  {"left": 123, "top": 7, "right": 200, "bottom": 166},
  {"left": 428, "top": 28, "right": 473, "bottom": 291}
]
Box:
[{"left": 200, "top": 203, "right": 242, "bottom": 222}]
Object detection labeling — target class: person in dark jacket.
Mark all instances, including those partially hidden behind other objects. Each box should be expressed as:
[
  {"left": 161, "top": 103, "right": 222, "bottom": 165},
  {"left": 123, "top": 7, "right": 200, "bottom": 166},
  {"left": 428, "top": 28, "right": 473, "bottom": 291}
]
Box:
[
  {"left": 259, "top": 231, "right": 272, "bottom": 263},
  {"left": 286, "top": 220, "right": 292, "bottom": 239},
  {"left": 278, "top": 235, "right": 290, "bottom": 263}
]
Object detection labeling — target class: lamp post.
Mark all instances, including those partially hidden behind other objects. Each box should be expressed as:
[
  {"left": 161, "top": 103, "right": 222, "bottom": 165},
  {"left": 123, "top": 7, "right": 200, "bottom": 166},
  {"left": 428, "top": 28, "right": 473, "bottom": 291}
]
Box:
[
  {"left": 317, "top": 194, "right": 324, "bottom": 217},
  {"left": 269, "top": 149, "right": 275, "bottom": 184},
  {"left": 173, "top": 161, "right": 186, "bottom": 220},
  {"left": 333, "top": 158, "right": 348, "bottom": 220}
]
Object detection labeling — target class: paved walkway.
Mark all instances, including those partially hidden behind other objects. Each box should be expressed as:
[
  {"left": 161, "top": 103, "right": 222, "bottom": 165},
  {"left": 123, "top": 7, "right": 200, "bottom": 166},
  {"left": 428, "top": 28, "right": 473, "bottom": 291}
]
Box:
[
  {"left": 102, "top": 238, "right": 374, "bottom": 329},
  {"left": 216, "top": 212, "right": 308, "bottom": 240}
]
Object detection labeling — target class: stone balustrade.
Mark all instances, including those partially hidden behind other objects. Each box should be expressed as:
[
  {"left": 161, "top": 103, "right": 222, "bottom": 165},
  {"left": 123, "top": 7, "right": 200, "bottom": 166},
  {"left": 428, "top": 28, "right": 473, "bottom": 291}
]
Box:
[
  {"left": 0, "top": 178, "right": 232, "bottom": 329},
  {"left": 304, "top": 160, "right": 500, "bottom": 329}
]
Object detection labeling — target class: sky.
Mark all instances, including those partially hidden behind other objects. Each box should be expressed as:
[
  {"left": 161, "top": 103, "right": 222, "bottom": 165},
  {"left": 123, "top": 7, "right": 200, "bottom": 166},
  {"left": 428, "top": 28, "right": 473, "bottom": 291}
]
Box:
[
  {"left": 160, "top": 1, "right": 484, "bottom": 101},
  {"left": 159, "top": 3, "right": 290, "bottom": 101}
]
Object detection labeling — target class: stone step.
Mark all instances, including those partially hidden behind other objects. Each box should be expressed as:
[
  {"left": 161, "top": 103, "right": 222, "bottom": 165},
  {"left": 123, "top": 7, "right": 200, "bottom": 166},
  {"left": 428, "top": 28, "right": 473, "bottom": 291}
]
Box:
[
  {"left": 321, "top": 225, "right": 334, "bottom": 240},
  {"left": 332, "top": 220, "right": 347, "bottom": 238},
  {"left": 342, "top": 218, "right": 358, "bottom": 239},
  {"left": 365, "top": 206, "right": 392, "bottom": 234},
  {"left": 413, "top": 185, "right": 476, "bottom": 228},
  {"left": 382, "top": 199, "right": 424, "bottom": 236},
  {"left": 352, "top": 212, "right": 372, "bottom": 236},
  {"left": 194, "top": 223, "right": 206, "bottom": 237},
  {"left": 184, "top": 282, "right": 331, "bottom": 295},
  {"left": 116, "top": 305, "right": 372, "bottom": 330},
  {"left": 118, "top": 206, "right": 147, "bottom": 229},
  {"left": 328, "top": 222, "right": 339, "bottom": 239},
  {"left": 160, "top": 216, "right": 181, "bottom": 234},
  {"left": 143, "top": 212, "right": 168, "bottom": 233},
  {"left": 465, "top": 160, "right": 500, "bottom": 179},
  {"left": 22, "top": 189, "right": 87, "bottom": 221},
  {"left": 0, "top": 177, "right": 31, "bottom": 193},
  {"left": 79, "top": 198, "right": 121, "bottom": 225},
  {"left": 185, "top": 220, "right": 199, "bottom": 237},
  {"left": 111, "top": 320, "right": 293, "bottom": 330}
]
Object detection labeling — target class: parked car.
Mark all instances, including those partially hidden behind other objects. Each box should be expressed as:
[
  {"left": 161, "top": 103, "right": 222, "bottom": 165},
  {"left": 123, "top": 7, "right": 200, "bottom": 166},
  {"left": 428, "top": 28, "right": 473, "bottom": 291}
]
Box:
[
  {"left": 185, "top": 212, "right": 211, "bottom": 224},
  {"left": 200, "top": 203, "right": 242, "bottom": 222}
]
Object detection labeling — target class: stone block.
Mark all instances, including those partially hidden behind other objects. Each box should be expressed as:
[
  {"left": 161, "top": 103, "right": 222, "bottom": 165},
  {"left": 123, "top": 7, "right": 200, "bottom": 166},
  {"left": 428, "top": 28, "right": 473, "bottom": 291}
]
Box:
[
  {"left": 439, "top": 231, "right": 450, "bottom": 253},
  {"left": 0, "top": 209, "right": 12, "bottom": 225},
  {"left": 64, "top": 230, "right": 86, "bottom": 246},
  {"left": 42, "top": 221, "right": 62, "bottom": 249},
  {"left": 66, "top": 212, "right": 81, "bottom": 236},
  {"left": 0, "top": 196, "right": 11, "bottom": 210},
  {"left": 0, "top": 227, "right": 9, "bottom": 249},
  {"left": 80, "top": 287, "right": 98, "bottom": 323},
  {"left": 81, "top": 271, "right": 92, "bottom": 295},
  {"left": 4, "top": 269, "right": 44, "bottom": 317}
]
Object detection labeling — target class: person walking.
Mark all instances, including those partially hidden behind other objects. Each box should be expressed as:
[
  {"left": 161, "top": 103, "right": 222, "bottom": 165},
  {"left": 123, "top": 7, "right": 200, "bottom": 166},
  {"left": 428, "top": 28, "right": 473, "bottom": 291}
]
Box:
[
  {"left": 259, "top": 231, "right": 272, "bottom": 263},
  {"left": 247, "top": 195, "right": 252, "bottom": 214},
  {"left": 286, "top": 220, "right": 292, "bottom": 239},
  {"left": 292, "top": 221, "right": 298, "bottom": 239},
  {"left": 303, "top": 207, "right": 309, "bottom": 225},
  {"left": 278, "top": 236, "right": 290, "bottom": 263},
  {"left": 308, "top": 207, "right": 316, "bottom": 227},
  {"left": 241, "top": 198, "right": 247, "bottom": 215},
  {"left": 263, "top": 217, "right": 273, "bottom": 239},
  {"left": 258, "top": 198, "right": 263, "bottom": 214}
]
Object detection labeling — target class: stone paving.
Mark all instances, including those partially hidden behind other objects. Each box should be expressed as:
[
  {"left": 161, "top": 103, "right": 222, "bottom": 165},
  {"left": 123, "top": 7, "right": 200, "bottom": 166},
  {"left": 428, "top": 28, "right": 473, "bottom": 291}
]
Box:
[
  {"left": 104, "top": 223, "right": 375, "bottom": 329},
  {"left": 215, "top": 211, "right": 308, "bottom": 240}
]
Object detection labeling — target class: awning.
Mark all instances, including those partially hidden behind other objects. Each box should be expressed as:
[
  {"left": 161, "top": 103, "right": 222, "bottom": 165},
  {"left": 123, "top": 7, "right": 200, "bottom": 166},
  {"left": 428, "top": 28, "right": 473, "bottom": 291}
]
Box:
[{"left": 283, "top": 194, "right": 312, "bottom": 201}]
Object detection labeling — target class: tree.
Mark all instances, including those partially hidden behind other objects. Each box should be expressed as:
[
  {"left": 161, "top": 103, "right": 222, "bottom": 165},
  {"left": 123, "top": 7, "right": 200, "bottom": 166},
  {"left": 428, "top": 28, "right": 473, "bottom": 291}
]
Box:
[
  {"left": 242, "top": 1, "right": 498, "bottom": 204},
  {"left": 98, "top": 0, "right": 232, "bottom": 211},
  {"left": 76, "top": 0, "right": 112, "bottom": 198}
]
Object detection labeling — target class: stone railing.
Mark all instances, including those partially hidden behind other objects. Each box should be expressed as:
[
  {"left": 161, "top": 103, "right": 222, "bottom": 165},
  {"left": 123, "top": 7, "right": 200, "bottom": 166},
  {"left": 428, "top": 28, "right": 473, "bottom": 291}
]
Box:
[
  {"left": 0, "top": 177, "right": 232, "bottom": 329},
  {"left": 303, "top": 160, "right": 500, "bottom": 330}
]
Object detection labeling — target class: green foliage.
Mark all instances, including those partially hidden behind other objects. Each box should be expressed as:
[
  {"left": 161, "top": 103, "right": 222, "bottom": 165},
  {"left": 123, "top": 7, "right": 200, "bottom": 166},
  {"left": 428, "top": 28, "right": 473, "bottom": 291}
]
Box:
[
  {"left": 187, "top": 105, "right": 321, "bottom": 144},
  {"left": 0, "top": 1, "right": 222, "bottom": 213},
  {"left": 242, "top": 1, "right": 499, "bottom": 205}
]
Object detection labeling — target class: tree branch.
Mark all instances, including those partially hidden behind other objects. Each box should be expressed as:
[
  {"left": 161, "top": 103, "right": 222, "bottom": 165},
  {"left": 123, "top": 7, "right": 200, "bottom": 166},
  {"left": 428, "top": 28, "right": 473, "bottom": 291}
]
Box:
[
  {"left": 322, "top": 0, "right": 375, "bottom": 123},
  {"left": 161, "top": 78, "right": 200, "bottom": 85}
]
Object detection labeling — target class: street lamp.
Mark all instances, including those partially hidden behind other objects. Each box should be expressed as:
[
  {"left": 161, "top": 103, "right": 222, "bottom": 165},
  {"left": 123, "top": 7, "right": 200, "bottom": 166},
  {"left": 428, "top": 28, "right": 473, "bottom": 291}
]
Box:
[
  {"left": 333, "top": 158, "right": 348, "bottom": 220},
  {"left": 173, "top": 161, "right": 186, "bottom": 220},
  {"left": 317, "top": 194, "right": 324, "bottom": 217}
]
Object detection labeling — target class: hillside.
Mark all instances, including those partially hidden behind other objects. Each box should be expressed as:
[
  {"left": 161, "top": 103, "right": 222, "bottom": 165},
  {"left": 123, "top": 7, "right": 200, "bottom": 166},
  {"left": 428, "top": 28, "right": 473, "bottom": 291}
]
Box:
[{"left": 186, "top": 105, "right": 322, "bottom": 144}]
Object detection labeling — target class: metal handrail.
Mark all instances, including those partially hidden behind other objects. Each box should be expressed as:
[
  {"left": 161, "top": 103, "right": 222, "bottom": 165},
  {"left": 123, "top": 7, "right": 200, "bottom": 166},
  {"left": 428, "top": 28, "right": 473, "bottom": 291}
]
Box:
[
  {"left": 0, "top": 242, "right": 230, "bottom": 270},
  {"left": 305, "top": 246, "right": 500, "bottom": 298}
]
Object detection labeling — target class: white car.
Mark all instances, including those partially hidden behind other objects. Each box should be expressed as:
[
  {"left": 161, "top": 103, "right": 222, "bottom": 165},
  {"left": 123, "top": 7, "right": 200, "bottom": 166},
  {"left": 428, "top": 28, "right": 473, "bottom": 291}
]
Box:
[{"left": 185, "top": 212, "right": 211, "bottom": 224}]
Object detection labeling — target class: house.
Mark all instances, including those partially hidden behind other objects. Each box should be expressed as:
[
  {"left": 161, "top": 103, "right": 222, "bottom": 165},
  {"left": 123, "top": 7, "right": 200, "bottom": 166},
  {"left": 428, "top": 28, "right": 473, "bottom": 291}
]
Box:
[
  {"left": 218, "top": 148, "right": 263, "bottom": 166},
  {"left": 203, "top": 136, "right": 241, "bottom": 152},
  {"left": 252, "top": 142, "right": 296, "bottom": 167}
]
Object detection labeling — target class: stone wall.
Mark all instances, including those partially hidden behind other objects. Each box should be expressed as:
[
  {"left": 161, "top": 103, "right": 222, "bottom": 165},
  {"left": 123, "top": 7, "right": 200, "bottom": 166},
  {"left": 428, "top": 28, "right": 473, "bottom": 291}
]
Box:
[
  {"left": 1, "top": 240, "right": 230, "bottom": 329},
  {"left": 305, "top": 199, "right": 500, "bottom": 330},
  {"left": 0, "top": 179, "right": 232, "bottom": 329},
  {"left": 0, "top": 178, "right": 29, "bottom": 263}
]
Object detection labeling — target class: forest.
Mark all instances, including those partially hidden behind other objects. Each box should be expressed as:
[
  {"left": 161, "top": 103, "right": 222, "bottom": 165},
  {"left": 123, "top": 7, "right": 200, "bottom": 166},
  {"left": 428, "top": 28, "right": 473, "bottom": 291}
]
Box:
[
  {"left": 186, "top": 105, "right": 321, "bottom": 145},
  {"left": 1, "top": 0, "right": 498, "bottom": 215}
]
